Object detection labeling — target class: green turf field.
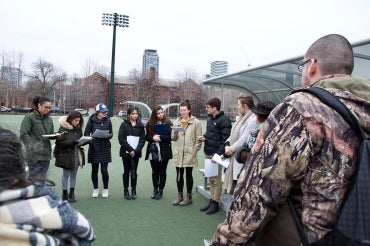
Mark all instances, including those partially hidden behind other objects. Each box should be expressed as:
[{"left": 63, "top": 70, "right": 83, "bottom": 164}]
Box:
[{"left": 0, "top": 114, "right": 225, "bottom": 245}]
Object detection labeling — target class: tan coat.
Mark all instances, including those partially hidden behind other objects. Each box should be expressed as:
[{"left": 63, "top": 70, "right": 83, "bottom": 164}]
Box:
[{"left": 172, "top": 116, "right": 202, "bottom": 167}]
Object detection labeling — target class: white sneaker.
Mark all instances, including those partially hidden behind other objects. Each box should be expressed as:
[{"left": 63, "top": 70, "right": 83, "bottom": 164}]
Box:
[
  {"left": 102, "top": 189, "right": 109, "bottom": 198},
  {"left": 92, "top": 189, "right": 99, "bottom": 198}
]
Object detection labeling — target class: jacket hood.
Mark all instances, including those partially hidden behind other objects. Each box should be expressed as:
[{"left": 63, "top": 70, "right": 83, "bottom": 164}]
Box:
[
  {"left": 89, "top": 114, "right": 109, "bottom": 123},
  {"left": 314, "top": 75, "right": 370, "bottom": 101},
  {"left": 58, "top": 116, "right": 73, "bottom": 130}
]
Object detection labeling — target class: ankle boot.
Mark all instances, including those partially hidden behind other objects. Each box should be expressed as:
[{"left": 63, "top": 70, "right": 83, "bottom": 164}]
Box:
[
  {"left": 62, "top": 190, "right": 68, "bottom": 201},
  {"left": 131, "top": 188, "right": 137, "bottom": 200},
  {"left": 124, "top": 189, "right": 131, "bottom": 200},
  {"left": 173, "top": 192, "right": 183, "bottom": 205},
  {"left": 154, "top": 190, "right": 163, "bottom": 200},
  {"left": 179, "top": 193, "right": 192, "bottom": 206},
  {"left": 200, "top": 199, "right": 212, "bottom": 211},
  {"left": 205, "top": 200, "right": 219, "bottom": 214},
  {"left": 151, "top": 189, "right": 158, "bottom": 199},
  {"left": 68, "top": 188, "right": 76, "bottom": 202}
]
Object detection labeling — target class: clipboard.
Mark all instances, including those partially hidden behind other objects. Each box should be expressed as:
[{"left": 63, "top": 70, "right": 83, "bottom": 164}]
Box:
[{"left": 154, "top": 123, "right": 169, "bottom": 135}]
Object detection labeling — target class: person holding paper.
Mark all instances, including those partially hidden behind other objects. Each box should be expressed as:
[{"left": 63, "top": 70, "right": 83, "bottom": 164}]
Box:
[
  {"left": 118, "top": 106, "right": 146, "bottom": 200},
  {"left": 197, "top": 98, "right": 232, "bottom": 214},
  {"left": 222, "top": 95, "right": 257, "bottom": 194},
  {"left": 145, "top": 105, "right": 173, "bottom": 200},
  {"left": 54, "top": 111, "right": 86, "bottom": 202},
  {"left": 172, "top": 100, "right": 203, "bottom": 206},
  {"left": 84, "top": 103, "right": 113, "bottom": 198},
  {"left": 20, "top": 96, "right": 55, "bottom": 183}
]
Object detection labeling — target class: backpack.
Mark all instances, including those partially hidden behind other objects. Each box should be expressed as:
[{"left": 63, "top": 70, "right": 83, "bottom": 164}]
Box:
[{"left": 289, "top": 87, "right": 370, "bottom": 245}]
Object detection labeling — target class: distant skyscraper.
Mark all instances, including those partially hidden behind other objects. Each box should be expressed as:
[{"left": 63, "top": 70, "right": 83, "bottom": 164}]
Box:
[
  {"left": 1, "top": 66, "right": 23, "bottom": 86},
  {"left": 210, "top": 61, "right": 228, "bottom": 77},
  {"left": 142, "top": 49, "right": 159, "bottom": 79}
]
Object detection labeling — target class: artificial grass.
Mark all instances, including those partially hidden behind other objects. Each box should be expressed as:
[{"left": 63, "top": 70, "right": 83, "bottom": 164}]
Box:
[{"left": 0, "top": 115, "right": 226, "bottom": 246}]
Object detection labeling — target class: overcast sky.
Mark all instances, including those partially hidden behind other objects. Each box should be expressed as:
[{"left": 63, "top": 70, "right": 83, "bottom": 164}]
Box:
[{"left": 1, "top": 0, "right": 369, "bottom": 79}]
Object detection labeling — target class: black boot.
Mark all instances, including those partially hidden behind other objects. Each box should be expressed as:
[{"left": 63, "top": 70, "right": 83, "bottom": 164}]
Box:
[
  {"left": 205, "top": 200, "right": 219, "bottom": 214},
  {"left": 62, "top": 190, "right": 68, "bottom": 201},
  {"left": 154, "top": 190, "right": 163, "bottom": 200},
  {"left": 200, "top": 199, "right": 212, "bottom": 211},
  {"left": 151, "top": 189, "right": 158, "bottom": 199},
  {"left": 131, "top": 188, "right": 137, "bottom": 200},
  {"left": 123, "top": 174, "right": 130, "bottom": 200},
  {"left": 124, "top": 189, "right": 131, "bottom": 200},
  {"left": 68, "top": 188, "right": 76, "bottom": 202}
]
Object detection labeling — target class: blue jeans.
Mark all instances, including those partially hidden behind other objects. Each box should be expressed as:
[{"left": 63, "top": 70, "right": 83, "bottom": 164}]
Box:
[{"left": 28, "top": 160, "right": 50, "bottom": 183}]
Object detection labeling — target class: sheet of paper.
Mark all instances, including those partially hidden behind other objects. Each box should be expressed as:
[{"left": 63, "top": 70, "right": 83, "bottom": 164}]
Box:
[
  {"left": 76, "top": 136, "right": 92, "bottom": 146},
  {"left": 203, "top": 239, "right": 210, "bottom": 246},
  {"left": 127, "top": 135, "right": 140, "bottom": 149},
  {"left": 91, "top": 129, "right": 109, "bottom": 138},
  {"left": 204, "top": 159, "right": 218, "bottom": 177},
  {"left": 171, "top": 126, "right": 185, "bottom": 132},
  {"left": 42, "top": 133, "right": 59, "bottom": 138},
  {"left": 212, "top": 153, "right": 230, "bottom": 168}
]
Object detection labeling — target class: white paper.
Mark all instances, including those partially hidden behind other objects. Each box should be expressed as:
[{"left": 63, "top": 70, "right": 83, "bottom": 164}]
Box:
[
  {"left": 203, "top": 239, "right": 210, "bottom": 246},
  {"left": 76, "top": 136, "right": 92, "bottom": 146},
  {"left": 212, "top": 153, "right": 230, "bottom": 168},
  {"left": 171, "top": 126, "right": 185, "bottom": 132},
  {"left": 42, "top": 133, "right": 59, "bottom": 138},
  {"left": 91, "top": 129, "right": 109, "bottom": 138},
  {"left": 204, "top": 159, "right": 218, "bottom": 177},
  {"left": 127, "top": 136, "right": 139, "bottom": 149}
]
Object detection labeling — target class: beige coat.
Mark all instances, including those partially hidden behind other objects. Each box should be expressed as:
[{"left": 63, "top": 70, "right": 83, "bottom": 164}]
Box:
[{"left": 172, "top": 116, "right": 202, "bottom": 167}]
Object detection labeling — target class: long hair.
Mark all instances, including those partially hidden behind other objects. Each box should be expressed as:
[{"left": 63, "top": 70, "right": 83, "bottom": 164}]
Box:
[
  {"left": 0, "top": 128, "right": 30, "bottom": 192},
  {"left": 146, "top": 105, "right": 173, "bottom": 136},
  {"left": 66, "top": 111, "right": 84, "bottom": 128}
]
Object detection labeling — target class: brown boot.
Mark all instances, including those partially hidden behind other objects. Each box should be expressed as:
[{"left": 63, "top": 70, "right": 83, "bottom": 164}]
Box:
[
  {"left": 173, "top": 192, "right": 183, "bottom": 205},
  {"left": 179, "top": 193, "right": 192, "bottom": 206}
]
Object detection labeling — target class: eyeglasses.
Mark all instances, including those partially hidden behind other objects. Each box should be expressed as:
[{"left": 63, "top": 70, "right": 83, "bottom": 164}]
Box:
[
  {"left": 297, "top": 58, "right": 316, "bottom": 72},
  {"left": 42, "top": 105, "right": 51, "bottom": 110}
]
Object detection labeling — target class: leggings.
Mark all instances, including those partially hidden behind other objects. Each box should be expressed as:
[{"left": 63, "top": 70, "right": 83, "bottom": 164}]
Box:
[
  {"left": 91, "top": 163, "right": 109, "bottom": 189},
  {"left": 176, "top": 167, "right": 193, "bottom": 194},
  {"left": 150, "top": 159, "right": 169, "bottom": 190},
  {"left": 62, "top": 161, "right": 78, "bottom": 190}
]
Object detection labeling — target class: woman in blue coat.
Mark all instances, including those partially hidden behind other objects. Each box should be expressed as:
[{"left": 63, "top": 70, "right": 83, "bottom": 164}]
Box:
[
  {"left": 84, "top": 103, "right": 113, "bottom": 198},
  {"left": 118, "top": 106, "right": 146, "bottom": 200}
]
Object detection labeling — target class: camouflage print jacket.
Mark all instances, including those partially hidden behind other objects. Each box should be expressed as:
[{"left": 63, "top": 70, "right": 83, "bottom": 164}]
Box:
[{"left": 210, "top": 75, "right": 370, "bottom": 246}]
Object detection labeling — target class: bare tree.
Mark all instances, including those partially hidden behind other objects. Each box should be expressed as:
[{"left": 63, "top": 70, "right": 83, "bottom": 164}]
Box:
[
  {"left": 26, "top": 58, "right": 67, "bottom": 104},
  {"left": 128, "top": 68, "right": 143, "bottom": 101}
]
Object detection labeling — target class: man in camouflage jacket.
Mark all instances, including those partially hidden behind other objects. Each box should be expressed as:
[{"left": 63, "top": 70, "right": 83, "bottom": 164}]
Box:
[{"left": 209, "top": 34, "right": 370, "bottom": 245}]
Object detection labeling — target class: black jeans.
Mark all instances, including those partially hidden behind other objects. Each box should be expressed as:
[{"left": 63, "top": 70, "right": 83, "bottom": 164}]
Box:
[
  {"left": 150, "top": 159, "right": 169, "bottom": 190},
  {"left": 122, "top": 157, "right": 139, "bottom": 189},
  {"left": 91, "top": 162, "right": 109, "bottom": 189},
  {"left": 176, "top": 167, "right": 193, "bottom": 194}
]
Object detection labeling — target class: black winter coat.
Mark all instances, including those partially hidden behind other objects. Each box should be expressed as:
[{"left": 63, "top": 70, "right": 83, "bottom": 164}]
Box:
[
  {"left": 144, "top": 123, "right": 173, "bottom": 161},
  {"left": 54, "top": 116, "right": 85, "bottom": 169},
  {"left": 203, "top": 111, "right": 232, "bottom": 155},
  {"left": 118, "top": 119, "right": 146, "bottom": 158},
  {"left": 84, "top": 114, "right": 113, "bottom": 163}
]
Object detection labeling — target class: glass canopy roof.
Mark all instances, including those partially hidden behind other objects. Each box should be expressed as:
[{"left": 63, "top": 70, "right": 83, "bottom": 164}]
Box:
[{"left": 202, "top": 38, "right": 370, "bottom": 104}]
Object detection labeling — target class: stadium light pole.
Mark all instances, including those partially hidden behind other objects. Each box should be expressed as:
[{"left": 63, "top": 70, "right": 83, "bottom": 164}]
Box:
[{"left": 102, "top": 13, "right": 129, "bottom": 117}]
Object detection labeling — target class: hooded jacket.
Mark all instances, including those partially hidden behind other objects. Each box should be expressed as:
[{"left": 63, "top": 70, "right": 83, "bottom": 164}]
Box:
[
  {"left": 20, "top": 110, "right": 54, "bottom": 162},
  {"left": 54, "top": 116, "right": 85, "bottom": 169},
  {"left": 84, "top": 114, "right": 113, "bottom": 163},
  {"left": 210, "top": 75, "right": 370, "bottom": 245}
]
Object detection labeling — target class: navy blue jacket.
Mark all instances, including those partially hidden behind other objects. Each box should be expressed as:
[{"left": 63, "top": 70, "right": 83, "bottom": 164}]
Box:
[{"left": 84, "top": 114, "right": 113, "bottom": 163}]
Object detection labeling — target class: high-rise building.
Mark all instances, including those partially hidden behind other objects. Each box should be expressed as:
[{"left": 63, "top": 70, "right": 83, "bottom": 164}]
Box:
[
  {"left": 142, "top": 49, "right": 159, "bottom": 79},
  {"left": 210, "top": 61, "right": 228, "bottom": 77},
  {"left": 1, "top": 66, "right": 23, "bottom": 86}
]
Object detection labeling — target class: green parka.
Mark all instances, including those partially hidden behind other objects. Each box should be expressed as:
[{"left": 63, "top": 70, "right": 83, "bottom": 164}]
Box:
[{"left": 20, "top": 110, "right": 55, "bottom": 163}]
